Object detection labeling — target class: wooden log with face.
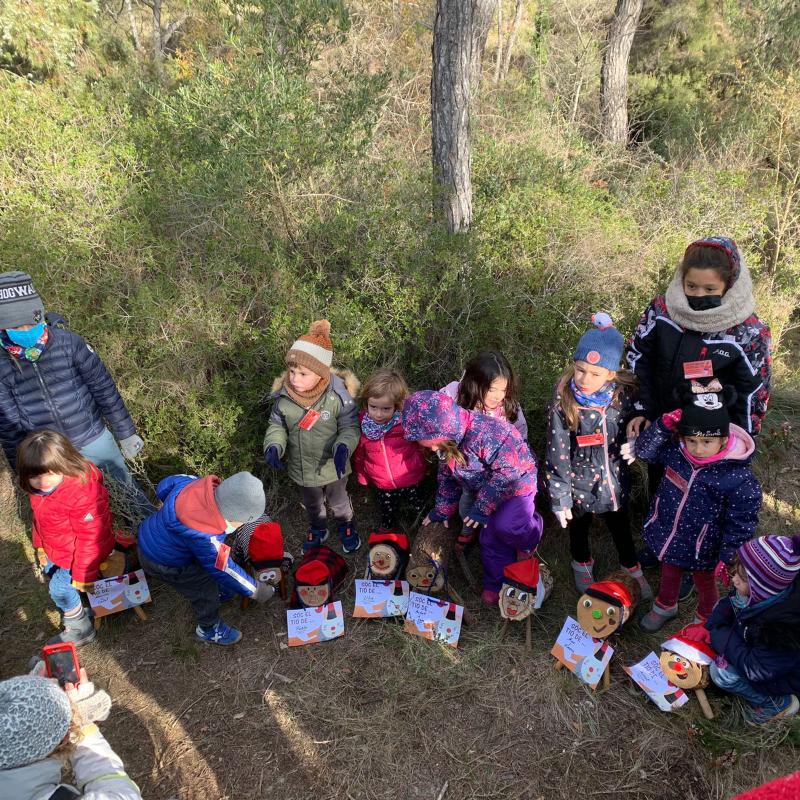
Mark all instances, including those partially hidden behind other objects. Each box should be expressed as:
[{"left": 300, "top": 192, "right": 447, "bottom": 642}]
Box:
[
  {"left": 248, "top": 522, "right": 292, "bottom": 601},
  {"left": 406, "top": 522, "right": 453, "bottom": 594},
  {"left": 660, "top": 628, "right": 717, "bottom": 719},
  {"left": 366, "top": 531, "right": 410, "bottom": 580},
  {"left": 291, "top": 545, "right": 348, "bottom": 610},
  {"left": 499, "top": 558, "right": 552, "bottom": 650}
]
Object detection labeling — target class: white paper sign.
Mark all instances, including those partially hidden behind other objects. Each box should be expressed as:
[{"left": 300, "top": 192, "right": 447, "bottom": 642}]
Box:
[
  {"left": 403, "top": 591, "right": 463, "bottom": 647},
  {"left": 287, "top": 601, "right": 345, "bottom": 646},
  {"left": 550, "top": 615, "right": 614, "bottom": 688},
  {"left": 353, "top": 579, "right": 410, "bottom": 618},
  {"left": 623, "top": 652, "right": 690, "bottom": 712},
  {"left": 86, "top": 570, "right": 150, "bottom": 618}
]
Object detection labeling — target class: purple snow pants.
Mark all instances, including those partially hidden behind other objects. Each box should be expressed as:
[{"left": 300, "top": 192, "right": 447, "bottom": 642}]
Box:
[{"left": 479, "top": 492, "right": 543, "bottom": 592}]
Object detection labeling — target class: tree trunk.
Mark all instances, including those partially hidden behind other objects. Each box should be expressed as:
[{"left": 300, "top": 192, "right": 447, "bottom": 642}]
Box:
[
  {"left": 431, "top": 0, "right": 496, "bottom": 234},
  {"left": 500, "top": 0, "right": 524, "bottom": 81},
  {"left": 493, "top": 1, "right": 503, "bottom": 84},
  {"left": 151, "top": 0, "right": 163, "bottom": 63},
  {"left": 125, "top": 0, "right": 142, "bottom": 51},
  {"left": 600, "top": 0, "right": 643, "bottom": 144}
]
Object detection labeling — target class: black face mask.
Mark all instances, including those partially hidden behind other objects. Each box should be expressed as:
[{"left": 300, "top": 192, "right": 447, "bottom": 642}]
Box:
[{"left": 686, "top": 294, "right": 722, "bottom": 311}]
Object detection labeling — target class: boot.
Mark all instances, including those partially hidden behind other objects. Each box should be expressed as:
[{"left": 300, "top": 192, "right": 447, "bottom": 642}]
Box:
[
  {"left": 48, "top": 606, "right": 96, "bottom": 647},
  {"left": 338, "top": 520, "right": 361, "bottom": 554},
  {"left": 639, "top": 601, "right": 678, "bottom": 633},
  {"left": 623, "top": 563, "right": 654, "bottom": 602},
  {"left": 571, "top": 560, "right": 595, "bottom": 594}
]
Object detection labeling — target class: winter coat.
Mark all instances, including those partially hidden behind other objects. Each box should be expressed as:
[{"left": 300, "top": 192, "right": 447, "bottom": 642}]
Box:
[
  {"left": 545, "top": 381, "right": 633, "bottom": 515},
  {"left": 137, "top": 475, "right": 257, "bottom": 598},
  {"left": 440, "top": 380, "right": 528, "bottom": 439},
  {"left": 0, "top": 324, "right": 136, "bottom": 468},
  {"left": 626, "top": 295, "right": 771, "bottom": 435},
  {"left": 262, "top": 370, "right": 360, "bottom": 488},
  {"left": 30, "top": 464, "right": 114, "bottom": 588},
  {"left": 0, "top": 728, "right": 142, "bottom": 800},
  {"left": 706, "top": 580, "right": 800, "bottom": 696},
  {"left": 352, "top": 412, "right": 428, "bottom": 491},
  {"left": 634, "top": 419, "right": 761, "bottom": 571},
  {"left": 402, "top": 391, "right": 538, "bottom": 522}
]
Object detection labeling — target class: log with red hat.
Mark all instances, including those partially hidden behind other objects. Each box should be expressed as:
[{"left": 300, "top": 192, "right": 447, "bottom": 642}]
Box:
[
  {"left": 660, "top": 623, "right": 718, "bottom": 719},
  {"left": 499, "top": 557, "right": 553, "bottom": 650},
  {"left": 291, "top": 545, "right": 349, "bottom": 609},
  {"left": 365, "top": 530, "right": 410, "bottom": 580}
]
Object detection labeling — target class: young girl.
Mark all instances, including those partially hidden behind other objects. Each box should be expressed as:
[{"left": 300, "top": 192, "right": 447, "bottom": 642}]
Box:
[
  {"left": 352, "top": 368, "right": 427, "bottom": 529},
  {"left": 545, "top": 313, "right": 651, "bottom": 599},
  {"left": 402, "top": 390, "right": 543, "bottom": 605},
  {"left": 263, "top": 320, "right": 362, "bottom": 553},
  {"left": 626, "top": 386, "right": 762, "bottom": 631},
  {"left": 704, "top": 534, "right": 800, "bottom": 725},
  {"left": 441, "top": 350, "right": 528, "bottom": 438},
  {"left": 626, "top": 236, "right": 772, "bottom": 439},
  {"left": 17, "top": 429, "right": 115, "bottom": 646}
]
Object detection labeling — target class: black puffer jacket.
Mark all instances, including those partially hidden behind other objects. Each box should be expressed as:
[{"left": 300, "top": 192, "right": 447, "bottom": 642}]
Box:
[
  {"left": 545, "top": 382, "right": 633, "bottom": 516},
  {"left": 0, "top": 325, "right": 135, "bottom": 466}
]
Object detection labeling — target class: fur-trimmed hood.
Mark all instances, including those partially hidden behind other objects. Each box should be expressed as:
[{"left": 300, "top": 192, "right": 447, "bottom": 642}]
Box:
[{"left": 270, "top": 368, "right": 360, "bottom": 399}]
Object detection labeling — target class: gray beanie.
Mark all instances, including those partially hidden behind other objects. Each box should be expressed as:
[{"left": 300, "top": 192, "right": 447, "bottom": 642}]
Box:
[
  {"left": 214, "top": 471, "right": 265, "bottom": 524},
  {"left": 0, "top": 272, "right": 45, "bottom": 330},
  {"left": 0, "top": 676, "right": 72, "bottom": 770}
]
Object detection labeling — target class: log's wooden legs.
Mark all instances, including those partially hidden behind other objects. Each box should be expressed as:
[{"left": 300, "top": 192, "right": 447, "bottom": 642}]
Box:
[
  {"left": 601, "top": 667, "right": 611, "bottom": 691},
  {"left": 93, "top": 617, "right": 102, "bottom": 631},
  {"left": 500, "top": 619, "right": 508, "bottom": 639},
  {"left": 554, "top": 659, "right": 565, "bottom": 671},
  {"left": 695, "top": 687, "right": 714, "bottom": 720},
  {"left": 279, "top": 573, "right": 289, "bottom": 602},
  {"left": 455, "top": 550, "right": 480, "bottom": 596},
  {"left": 133, "top": 606, "right": 148, "bottom": 621},
  {"left": 448, "top": 586, "right": 476, "bottom": 626},
  {"left": 525, "top": 615, "right": 532, "bottom": 651}
]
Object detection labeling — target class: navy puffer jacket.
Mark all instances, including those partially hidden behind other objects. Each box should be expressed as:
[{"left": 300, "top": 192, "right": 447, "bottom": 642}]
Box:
[
  {"left": 0, "top": 325, "right": 135, "bottom": 466},
  {"left": 706, "top": 581, "right": 800, "bottom": 696},
  {"left": 634, "top": 419, "right": 761, "bottom": 570}
]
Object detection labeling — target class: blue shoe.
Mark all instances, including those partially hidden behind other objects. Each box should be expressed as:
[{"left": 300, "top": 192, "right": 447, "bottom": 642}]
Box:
[
  {"left": 303, "top": 526, "right": 329, "bottom": 553},
  {"left": 338, "top": 520, "right": 361, "bottom": 554},
  {"left": 678, "top": 571, "right": 695, "bottom": 602},
  {"left": 744, "top": 694, "right": 799, "bottom": 726},
  {"left": 195, "top": 620, "right": 242, "bottom": 646}
]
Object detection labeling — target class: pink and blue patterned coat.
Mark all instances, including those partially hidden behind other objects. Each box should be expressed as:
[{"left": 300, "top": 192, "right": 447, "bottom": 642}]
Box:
[{"left": 402, "top": 391, "right": 538, "bottom": 524}]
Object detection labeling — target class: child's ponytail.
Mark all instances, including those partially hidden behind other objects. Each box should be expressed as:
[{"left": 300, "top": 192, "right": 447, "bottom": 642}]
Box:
[{"left": 435, "top": 440, "right": 467, "bottom": 468}]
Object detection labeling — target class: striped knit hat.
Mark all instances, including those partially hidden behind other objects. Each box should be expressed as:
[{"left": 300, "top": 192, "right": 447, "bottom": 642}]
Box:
[
  {"left": 287, "top": 319, "right": 333, "bottom": 379},
  {"left": 738, "top": 534, "right": 800, "bottom": 605}
]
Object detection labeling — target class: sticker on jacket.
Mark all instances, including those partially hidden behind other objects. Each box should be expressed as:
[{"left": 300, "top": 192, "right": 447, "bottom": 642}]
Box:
[
  {"left": 299, "top": 409, "right": 321, "bottom": 430},
  {"left": 576, "top": 433, "right": 604, "bottom": 447},
  {"left": 665, "top": 467, "right": 688, "bottom": 493},
  {"left": 683, "top": 360, "right": 713, "bottom": 379}
]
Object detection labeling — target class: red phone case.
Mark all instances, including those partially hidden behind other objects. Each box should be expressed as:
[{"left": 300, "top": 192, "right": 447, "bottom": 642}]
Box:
[{"left": 42, "top": 642, "right": 81, "bottom": 686}]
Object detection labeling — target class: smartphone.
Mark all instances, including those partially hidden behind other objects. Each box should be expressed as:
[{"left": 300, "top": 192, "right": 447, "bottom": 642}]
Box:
[{"left": 42, "top": 642, "right": 80, "bottom": 687}]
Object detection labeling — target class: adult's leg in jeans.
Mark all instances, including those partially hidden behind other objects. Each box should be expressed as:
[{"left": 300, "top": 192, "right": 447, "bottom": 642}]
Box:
[
  {"left": 692, "top": 570, "right": 718, "bottom": 620},
  {"left": 47, "top": 564, "right": 82, "bottom": 613},
  {"left": 656, "top": 562, "right": 683, "bottom": 608},
  {"left": 602, "top": 509, "right": 638, "bottom": 568},
  {"left": 709, "top": 662, "right": 774, "bottom": 707},
  {"left": 324, "top": 477, "right": 353, "bottom": 523},
  {"left": 568, "top": 513, "right": 593, "bottom": 563},
  {"left": 300, "top": 485, "right": 328, "bottom": 528},
  {"left": 139, "top": 552, "right": 220, "bottom": 627}
]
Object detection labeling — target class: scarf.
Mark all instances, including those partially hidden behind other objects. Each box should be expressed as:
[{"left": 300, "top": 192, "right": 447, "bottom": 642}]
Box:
[
  {"left": 0, "top": 326, "right": 49, "bottom": 362},
  {"left": 361, "top": 412, "right": 401, "bottom": 441},
  {"left": 679, "top": 432, "right": 736, "bottom": 466},
  {"left": 570, "top": 379, "right": 614, "bottom": 408},
  {"left": 283, "top": 372, "right": 329, "bottom": 408},
  {"left": 664, "top": 259, "right": 755, "bottom": 332}
]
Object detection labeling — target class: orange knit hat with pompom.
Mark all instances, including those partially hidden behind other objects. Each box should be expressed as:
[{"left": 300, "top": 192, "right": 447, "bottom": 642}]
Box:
[{"left": 287, "top": 319, "right": 333, "bottom": 378}]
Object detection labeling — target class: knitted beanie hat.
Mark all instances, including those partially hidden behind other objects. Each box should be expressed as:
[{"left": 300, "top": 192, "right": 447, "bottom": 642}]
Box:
[
  {"left": 572, "top": 312, "right": 624, "bottom": 372},
  {"left": 678, "top": 383, "right": 734, "bottom": 438},
  {"left": 295, "top": 559, "right": 330, "bottom": 586},
  {"left": 214, "top": 472, "right": 266, "bottom": 524},
  {"left": 287, "top": 319, "right": 333, "bottom": 379},
  {"left": 0, "top": 272, "right": 45, "bottom": 331},
  {"left": 0, "top": 676, "right": 72, "bottom": 769},
  {"left": 247, "top": 522, "right": 284, "bottom": 568},
  {"left": 738, "top": 534, "right": 800, "bottom": 604}
]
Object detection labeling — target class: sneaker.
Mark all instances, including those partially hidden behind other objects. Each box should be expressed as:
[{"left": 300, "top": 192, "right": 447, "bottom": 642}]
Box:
[
  {"left": 744, "top": 694, "right": 800, "bottom": 726},
  {"left": 678, "top": 571, "right": 695, "bottom": 601},
  {"left": 639, "top": 602, "right": 679, "bottom": 632},
  {"left": 47, "top": 607, "right": 96, "bottom": 647},
  {"left": 636, "top": 546, "right": 659, "bottom": 569},
  {"left": 571, "top": 560, "right": 595, "bottom": 594},
  {"left": 195, "top": 620, "right": 242, "bottom": 646},
  {"left": 338, "top": 521, "right": 361, "bottom": 554},
  {"left": 303, "top": 526, "right": 329, "bottom": 553},
  {"left": 481, "top": 589, "right": 499, "bottom": 606},
  {"left": 624, "top": 564, "right": 654, "bottom": 602}
]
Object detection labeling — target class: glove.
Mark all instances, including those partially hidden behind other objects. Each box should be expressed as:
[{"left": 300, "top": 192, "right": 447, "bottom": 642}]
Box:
[
  {"left": 252, "top": 582, "right": 276, "bottom": 604},
  {"left": 422, "top": 509, "right": 449, "bottom": 526},
  {"left": 119, "top": 434, "right": 144, "bottom": 460},
  {"left": 620, "top": 441, "right": 636, "bottom": 464},
  {"left": 715, "top": 560, "right": 731, "bottom": 587},
  {"left": 67, "top": 678, "right": 112, "bottom": 724},
  {"left": 555, "top": 508, "right": 573, "bottom": 528},
  {"left": 334, "top": 444, "right": 349, "bottom": 479},
  {"left": 463, "top": 508, "right": 489, "bottom": 528},
  {"left": 661, "top": 409, "right": 683, "bottom": 432},
  {"left": 264, "top": 446, "right": 285, "bottom": 470},
  {"left": 681, "top": 622, "right": 712, "bottom": 646}
]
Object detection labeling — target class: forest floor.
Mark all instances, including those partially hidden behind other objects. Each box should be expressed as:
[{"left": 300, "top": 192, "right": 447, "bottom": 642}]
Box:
[{"left": 2, "top": 395, "right": 800, "bottom": 800}]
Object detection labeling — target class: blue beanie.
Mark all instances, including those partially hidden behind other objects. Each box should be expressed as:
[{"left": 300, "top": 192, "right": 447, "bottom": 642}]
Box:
[{"left": 572, "top": 312, "right": 624, "bottom": 371}]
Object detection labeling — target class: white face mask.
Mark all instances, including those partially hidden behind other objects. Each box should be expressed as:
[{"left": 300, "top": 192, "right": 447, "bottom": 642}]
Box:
[{"left": 224, "top": 521, "right": 239, "bottom": 534}]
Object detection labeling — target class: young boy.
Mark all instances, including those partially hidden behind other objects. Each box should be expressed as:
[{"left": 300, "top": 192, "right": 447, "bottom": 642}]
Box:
[
  {"left": 263, "top": 320, "right": 361, "bottom": 553},
  {"left": 137, "top": 471, "right": 273, "bottom": 645}
]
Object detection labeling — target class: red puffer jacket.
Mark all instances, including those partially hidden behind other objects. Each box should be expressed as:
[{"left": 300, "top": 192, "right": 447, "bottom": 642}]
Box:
[
  {"left": 30, "top": 464, "right": 114, "bottom": 588},
  {"left": 353, "top": 413, "right": 428, "bottom": 491}
]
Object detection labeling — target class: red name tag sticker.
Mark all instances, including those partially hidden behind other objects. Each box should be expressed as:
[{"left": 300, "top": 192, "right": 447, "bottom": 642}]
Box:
[
  {"left": 683, "top": 360, "right": 714, "bottom": 379},
  {"left": 665, "top": 467, "right": 688, "bottom": 493},
  {"left": 298, "top": 409, "right": 321, "bottom": 430},
  {"left": 576, "top": 433, "right": 605, "bottom": 447},
  {"left": 214, "top": 543, "right": 231, "bottom": 571}
]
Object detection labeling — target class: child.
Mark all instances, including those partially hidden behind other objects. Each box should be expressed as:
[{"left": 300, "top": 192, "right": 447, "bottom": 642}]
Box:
[
  {"left": 263, "top": 320, "right": 362, "bottom": 553},
  {"left": 440, "top": 350, "right": 528, "bottom": 438},
  {"left": 353, "top": 368, "right": 427, "bottom": 529},
  {"left": 402, "top": 390, "right": 543, "bottom": 605},
  {"left": 17, "top": 430, "right": 116, "bottom": 647},
  {"left": 627, "top": 385, "right": 762, "bottom": 631},
  {"left": 626, "top": 236, "right": 772, "bottom": 438},
  {"left": 0, "top": 674, "right": 142, "bottom": 799},
  {"left": 545, "top": 313, "right": 651, "bottom": 599},
  {"left": 137, "top": 471, "right": 273, "bottom": 645},
  {"left": 704, "top": 534, "right": 800, "bottom": 725}
]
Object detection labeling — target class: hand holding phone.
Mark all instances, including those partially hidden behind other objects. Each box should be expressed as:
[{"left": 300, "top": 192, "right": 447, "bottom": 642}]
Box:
[{"left": 42, "top": 643, "right": 81, "bottom": 688}]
